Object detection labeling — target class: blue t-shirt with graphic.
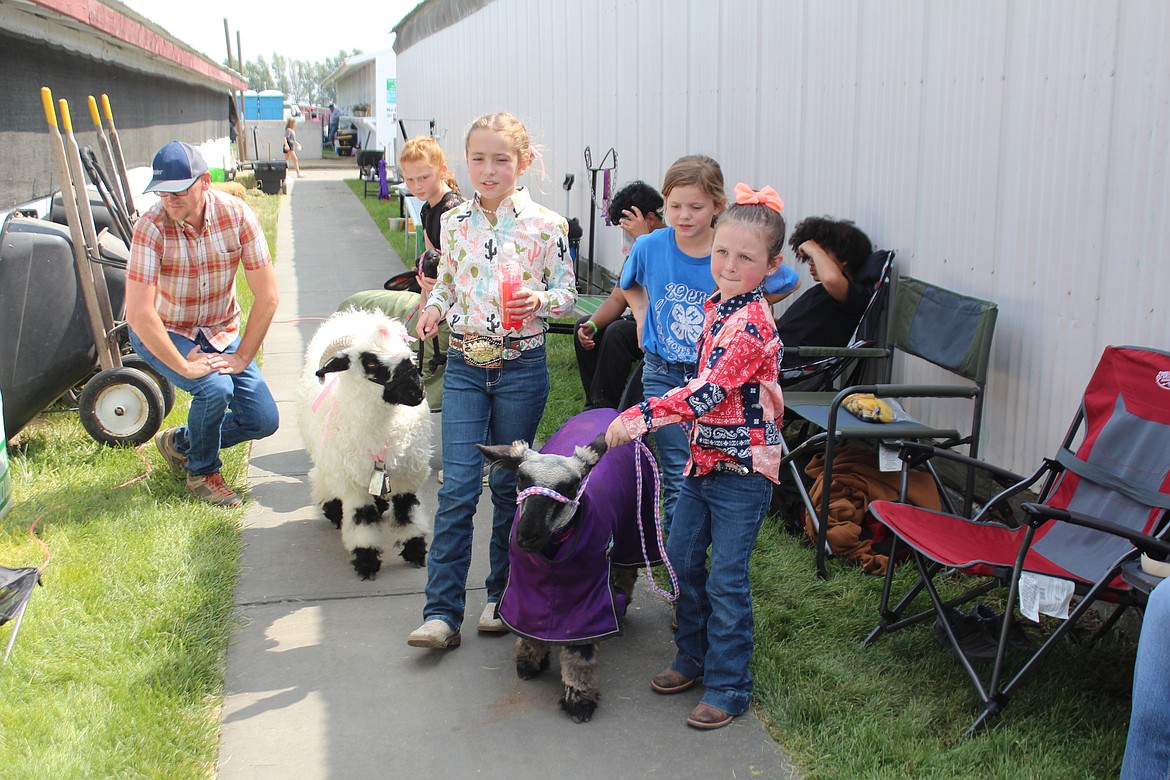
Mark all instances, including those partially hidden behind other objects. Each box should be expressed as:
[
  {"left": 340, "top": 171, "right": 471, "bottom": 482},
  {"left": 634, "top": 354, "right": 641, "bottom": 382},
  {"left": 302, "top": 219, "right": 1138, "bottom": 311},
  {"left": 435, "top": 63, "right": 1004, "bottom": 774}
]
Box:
[
  {"left": 620, "top": 228, "right": 799, "bottom": 364},
  {"left": 766, "top": 262, "right": 799, "bottom": 298}
]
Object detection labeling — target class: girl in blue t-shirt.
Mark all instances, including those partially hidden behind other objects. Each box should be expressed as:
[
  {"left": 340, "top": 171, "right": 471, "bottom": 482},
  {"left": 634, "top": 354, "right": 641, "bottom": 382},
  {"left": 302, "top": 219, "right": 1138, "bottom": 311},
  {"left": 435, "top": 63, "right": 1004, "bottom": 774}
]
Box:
[{"left": 621, "top": 155, "right": 798, "bottom": 533}]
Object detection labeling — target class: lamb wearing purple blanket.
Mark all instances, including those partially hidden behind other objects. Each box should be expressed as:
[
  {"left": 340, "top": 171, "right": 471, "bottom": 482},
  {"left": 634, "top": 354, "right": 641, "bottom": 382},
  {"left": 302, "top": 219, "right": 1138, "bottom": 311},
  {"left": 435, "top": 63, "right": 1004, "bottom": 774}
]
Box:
[{"left": 478, "top": 407, "right": 666, "bottom": 722}]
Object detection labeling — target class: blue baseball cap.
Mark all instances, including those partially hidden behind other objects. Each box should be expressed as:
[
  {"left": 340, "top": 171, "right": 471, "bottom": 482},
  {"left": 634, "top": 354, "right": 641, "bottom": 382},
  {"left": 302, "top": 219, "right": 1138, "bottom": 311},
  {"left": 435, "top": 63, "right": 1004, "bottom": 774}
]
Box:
[{"left": 144, "top": 141, "right": 208, "bottom": 193}]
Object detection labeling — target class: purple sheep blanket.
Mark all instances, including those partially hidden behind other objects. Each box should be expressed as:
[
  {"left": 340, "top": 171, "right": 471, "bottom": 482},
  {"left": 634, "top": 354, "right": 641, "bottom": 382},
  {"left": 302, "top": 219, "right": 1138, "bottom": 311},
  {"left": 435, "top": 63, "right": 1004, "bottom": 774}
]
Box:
[{"left": 499, "top": 408, "right": 665, "bottom": 644}]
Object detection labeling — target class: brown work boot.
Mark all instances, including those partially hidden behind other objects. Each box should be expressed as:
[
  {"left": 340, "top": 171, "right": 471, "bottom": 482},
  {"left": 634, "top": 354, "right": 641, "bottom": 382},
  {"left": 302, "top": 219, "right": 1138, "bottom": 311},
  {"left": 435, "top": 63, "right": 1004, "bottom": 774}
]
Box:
[
  {"left": 186, "top": 473, "right": 242, "bottom": 507},
  {"left": 686, "top": 703, "right": 734, "bottom": 730},
  {"left": 651, "top": 667, "right": 697, "bottom": 694},
  {"left": 154, "top": 427, "right": 187, "bottom": 476}
]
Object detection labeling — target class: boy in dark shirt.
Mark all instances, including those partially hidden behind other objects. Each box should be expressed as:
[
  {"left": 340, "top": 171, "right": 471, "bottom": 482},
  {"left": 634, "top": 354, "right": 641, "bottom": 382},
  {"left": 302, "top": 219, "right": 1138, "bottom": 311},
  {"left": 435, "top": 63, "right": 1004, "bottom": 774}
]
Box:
[{"left": 775, "top": 216, "right": 873, "bottom": 367}]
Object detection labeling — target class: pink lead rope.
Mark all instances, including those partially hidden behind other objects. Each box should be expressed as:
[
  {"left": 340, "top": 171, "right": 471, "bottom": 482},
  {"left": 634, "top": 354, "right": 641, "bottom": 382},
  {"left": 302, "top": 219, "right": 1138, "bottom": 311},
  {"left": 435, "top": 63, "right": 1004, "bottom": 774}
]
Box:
[{"left": 634, "top": 438, "right": 679, "bottom": 603}]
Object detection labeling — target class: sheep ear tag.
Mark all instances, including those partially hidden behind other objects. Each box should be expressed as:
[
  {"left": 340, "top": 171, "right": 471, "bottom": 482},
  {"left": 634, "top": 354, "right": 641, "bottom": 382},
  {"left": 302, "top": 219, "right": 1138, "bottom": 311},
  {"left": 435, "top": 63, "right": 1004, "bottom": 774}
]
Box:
[{"left": 368, "top": 461, "right": 391, "bottom": 497}]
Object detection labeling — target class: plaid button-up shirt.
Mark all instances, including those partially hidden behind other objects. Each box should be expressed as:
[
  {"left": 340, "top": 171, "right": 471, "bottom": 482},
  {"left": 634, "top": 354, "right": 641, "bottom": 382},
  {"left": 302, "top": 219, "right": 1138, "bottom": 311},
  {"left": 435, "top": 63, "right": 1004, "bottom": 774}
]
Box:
[
  {"left": 128, "top": 189, "right": 271, "bottom": 351},
  {"left": 619, "top": 287, "right": 785, "bottom": 483}
]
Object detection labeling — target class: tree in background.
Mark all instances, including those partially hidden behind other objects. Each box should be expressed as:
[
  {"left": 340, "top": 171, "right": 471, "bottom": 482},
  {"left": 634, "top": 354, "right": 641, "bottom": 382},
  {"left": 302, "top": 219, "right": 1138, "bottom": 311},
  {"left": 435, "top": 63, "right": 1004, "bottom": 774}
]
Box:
[{"left": 237, "top": 49, "right": 359, "bottom": 105}]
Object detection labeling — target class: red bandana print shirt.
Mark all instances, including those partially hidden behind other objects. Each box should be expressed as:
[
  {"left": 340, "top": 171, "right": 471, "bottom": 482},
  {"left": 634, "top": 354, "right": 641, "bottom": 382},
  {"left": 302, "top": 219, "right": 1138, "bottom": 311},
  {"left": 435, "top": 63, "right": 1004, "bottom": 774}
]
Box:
[{"left": 619, "top": 288, "right": 785, "bottom": 484}]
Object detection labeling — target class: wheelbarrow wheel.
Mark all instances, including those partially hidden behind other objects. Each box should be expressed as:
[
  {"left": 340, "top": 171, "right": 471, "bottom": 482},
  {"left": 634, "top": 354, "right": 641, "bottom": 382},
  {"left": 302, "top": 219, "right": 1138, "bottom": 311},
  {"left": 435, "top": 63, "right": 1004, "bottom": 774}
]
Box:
[
  {"left": 121, "top": 354, "right": 176, "bottom": 417},
  {"left": 78, "top": 367, "right": 166, "bottom": 447}
]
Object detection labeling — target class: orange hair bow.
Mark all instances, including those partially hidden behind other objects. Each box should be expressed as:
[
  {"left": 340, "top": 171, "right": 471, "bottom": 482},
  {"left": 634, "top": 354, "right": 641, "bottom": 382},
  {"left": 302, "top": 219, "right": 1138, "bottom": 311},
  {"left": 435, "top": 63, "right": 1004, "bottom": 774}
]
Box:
[{"left": 734, "top": 183, "right": 784, "bottom": 213}]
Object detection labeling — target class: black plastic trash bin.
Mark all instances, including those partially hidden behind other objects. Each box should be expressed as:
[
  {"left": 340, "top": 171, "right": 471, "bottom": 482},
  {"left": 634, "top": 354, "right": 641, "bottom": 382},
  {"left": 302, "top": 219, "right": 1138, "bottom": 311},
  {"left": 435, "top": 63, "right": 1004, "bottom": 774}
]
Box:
[
  {"left": 0, "top": 216, "right": 126, "bottom": 436},
  {"left": 335, "top": 130, "right": 356, "bottom": 156},
  {"left": 254, "top": 160, "right": 287, "bottom": 195}
]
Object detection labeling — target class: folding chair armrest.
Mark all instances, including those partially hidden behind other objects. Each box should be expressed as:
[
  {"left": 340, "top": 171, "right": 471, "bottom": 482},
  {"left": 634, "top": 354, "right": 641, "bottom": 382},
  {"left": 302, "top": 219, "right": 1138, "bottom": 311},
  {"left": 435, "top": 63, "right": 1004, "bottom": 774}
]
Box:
[
  {"left": 867, "top": 384, "right": 982, "bottom": 401},
  {"left": 784, "top": 345, "right": 889, "bottom": 360},
  {"left": 827, "top": 383, "right": 980, "bottom": 413},
  {"left": 891, "top": 440, "right": 1026, "bottom": 485},
  {"left": 891, "top": 440, "right": 1052, "bottom": 523},
  {"left": 1021, "top": 504, "right": 1170, "bottom": 558}
]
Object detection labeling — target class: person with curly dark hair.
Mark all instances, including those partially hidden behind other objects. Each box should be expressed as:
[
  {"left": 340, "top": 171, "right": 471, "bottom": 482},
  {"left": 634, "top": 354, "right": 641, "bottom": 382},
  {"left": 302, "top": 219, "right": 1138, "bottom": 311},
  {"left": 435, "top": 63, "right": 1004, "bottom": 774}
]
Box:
[
  {"left": 775, "top": 216, "right": 873, "bottom": 366},
  {"left": 606, "top": 179, "right": 665, "bottom": 252},
  {"left": 574, "top": 180, "right": 666, "bottom": 409}
]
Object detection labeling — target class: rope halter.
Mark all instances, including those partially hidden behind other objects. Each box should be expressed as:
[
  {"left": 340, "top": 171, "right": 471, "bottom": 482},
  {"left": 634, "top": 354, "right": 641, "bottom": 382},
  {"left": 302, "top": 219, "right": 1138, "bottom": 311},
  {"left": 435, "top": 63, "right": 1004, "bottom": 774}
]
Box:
[{"left": 515, "top": 470, "right": 593, "bottom": 512}]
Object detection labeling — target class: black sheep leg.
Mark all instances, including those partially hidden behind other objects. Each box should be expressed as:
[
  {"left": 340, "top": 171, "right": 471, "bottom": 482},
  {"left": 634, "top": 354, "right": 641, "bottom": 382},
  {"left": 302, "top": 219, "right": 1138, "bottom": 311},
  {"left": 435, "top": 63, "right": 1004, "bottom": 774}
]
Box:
[
  {"left": 322, "top": 498, "right": 343, "bottom": 529},
  {"left": 391, "top": 493, "right": 428, "bottom": 567},
  {"left": 559, "top": 643, "right": 601, "bottom": 723},
  {"left": 515, "top": 638, "right": 551, "bottom": 680},
  {"left": 349, "top": 503, "right": 384, "bottom": 580}
]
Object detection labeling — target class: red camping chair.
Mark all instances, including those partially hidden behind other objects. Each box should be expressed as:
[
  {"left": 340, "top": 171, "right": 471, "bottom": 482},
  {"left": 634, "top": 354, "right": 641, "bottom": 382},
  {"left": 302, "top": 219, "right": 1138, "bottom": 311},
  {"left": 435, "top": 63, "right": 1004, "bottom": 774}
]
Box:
[{"left": 864, "top": 345, "right": 1170, "bottom": 731}]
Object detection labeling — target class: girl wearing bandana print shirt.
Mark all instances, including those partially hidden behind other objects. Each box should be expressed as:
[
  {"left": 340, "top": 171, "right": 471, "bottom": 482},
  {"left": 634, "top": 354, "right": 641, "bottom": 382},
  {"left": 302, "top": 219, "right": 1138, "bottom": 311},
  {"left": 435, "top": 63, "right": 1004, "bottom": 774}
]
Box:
[{"left": 607, "top": 185, "right": 787, "bottom": 731}]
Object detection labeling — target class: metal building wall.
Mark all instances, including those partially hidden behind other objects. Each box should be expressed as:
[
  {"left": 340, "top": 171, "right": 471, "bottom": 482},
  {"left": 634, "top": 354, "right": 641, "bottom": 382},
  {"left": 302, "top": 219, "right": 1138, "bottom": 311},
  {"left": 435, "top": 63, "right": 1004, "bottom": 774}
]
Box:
[
  {"left": 394, "top": 0, "right": 1170, "bottom": 475},
  {"left": 2, "top": 31, "right": 230, "bottom": 209}
]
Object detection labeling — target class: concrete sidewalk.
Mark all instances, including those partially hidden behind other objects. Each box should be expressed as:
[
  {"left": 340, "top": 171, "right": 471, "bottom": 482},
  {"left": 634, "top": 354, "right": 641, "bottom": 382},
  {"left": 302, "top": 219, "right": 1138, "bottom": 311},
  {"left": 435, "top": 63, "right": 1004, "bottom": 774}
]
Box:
[{"left": 215, "top": 169, "right": 799, "bottom": 780}]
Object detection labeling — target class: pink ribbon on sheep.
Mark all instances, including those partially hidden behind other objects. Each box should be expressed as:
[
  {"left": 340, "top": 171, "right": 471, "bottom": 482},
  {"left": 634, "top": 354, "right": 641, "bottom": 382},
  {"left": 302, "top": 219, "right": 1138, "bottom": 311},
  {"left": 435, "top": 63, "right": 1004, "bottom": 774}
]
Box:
[{"left": 312, "top": 374, "right": 340, "bottom": 449}]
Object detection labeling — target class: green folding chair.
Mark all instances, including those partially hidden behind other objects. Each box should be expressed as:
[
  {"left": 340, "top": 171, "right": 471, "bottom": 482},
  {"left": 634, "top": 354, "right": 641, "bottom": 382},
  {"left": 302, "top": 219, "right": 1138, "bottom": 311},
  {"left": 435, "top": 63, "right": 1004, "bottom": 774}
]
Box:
[{"left": 782, "top": 276, "right": 998, "bottom": 578}]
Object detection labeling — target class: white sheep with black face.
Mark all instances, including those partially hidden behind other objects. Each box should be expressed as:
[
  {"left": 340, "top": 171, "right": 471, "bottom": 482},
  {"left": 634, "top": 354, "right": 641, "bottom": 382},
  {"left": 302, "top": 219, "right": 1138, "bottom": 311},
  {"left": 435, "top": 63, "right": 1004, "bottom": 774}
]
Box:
[{"left": 296, "top": 308, "right": 432, "bottom": 580}]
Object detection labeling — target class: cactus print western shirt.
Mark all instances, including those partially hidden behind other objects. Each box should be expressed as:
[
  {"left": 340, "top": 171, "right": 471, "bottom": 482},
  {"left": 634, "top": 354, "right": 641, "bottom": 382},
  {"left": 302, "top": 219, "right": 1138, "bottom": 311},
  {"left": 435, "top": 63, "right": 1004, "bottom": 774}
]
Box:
[
  {"left": 425, "top": 186, "right": 576, "bottom": 338},
  {"left": 619, "top": 287, "right": 785, "bottom": 483}
]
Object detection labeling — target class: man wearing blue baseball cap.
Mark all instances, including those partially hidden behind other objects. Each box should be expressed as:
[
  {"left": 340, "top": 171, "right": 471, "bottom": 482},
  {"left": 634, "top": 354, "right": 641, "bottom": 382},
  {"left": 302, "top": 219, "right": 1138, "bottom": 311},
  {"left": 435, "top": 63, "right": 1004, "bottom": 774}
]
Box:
[{"left": 125, "top": 140, "right": 280, "bottom": 507}]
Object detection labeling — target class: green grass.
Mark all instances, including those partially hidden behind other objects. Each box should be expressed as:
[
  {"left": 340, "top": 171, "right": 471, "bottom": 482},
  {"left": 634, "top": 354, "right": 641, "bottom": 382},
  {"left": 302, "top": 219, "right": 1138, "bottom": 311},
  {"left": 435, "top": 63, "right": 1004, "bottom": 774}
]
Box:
[
  {"left": 0, "top": 190, "right": 283, "bottom": 777},
  {"left": 748, "top": 525, "right": 1134, "bottom": 778},
  {"left": 413, "top": 217, "right": 1135, "bottom": 777}
]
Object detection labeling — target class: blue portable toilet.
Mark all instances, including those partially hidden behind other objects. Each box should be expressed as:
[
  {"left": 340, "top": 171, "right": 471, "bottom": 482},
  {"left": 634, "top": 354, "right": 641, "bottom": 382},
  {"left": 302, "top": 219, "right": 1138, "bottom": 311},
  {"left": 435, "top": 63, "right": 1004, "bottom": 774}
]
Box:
[
  {"left": 242, "top": 90, "right": 285, "bottom": 120},
  {"left": 258, "top": 90, "right": 283, "bottom": 120},
  {"left": 242, "top": 90, "right": 260, "bottom": 120}
]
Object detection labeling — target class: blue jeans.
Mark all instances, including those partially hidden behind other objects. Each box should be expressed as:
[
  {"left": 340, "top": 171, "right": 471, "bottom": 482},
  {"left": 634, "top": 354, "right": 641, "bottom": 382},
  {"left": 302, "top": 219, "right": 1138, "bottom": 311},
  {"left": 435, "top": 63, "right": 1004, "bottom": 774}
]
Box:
[
  {"left": 128, "top": 330, "right": 279, "bottom": 476},
  {"left": 641, "top": 352, "right": 694, "bottom": 535},
  {"left": 1122, "top": 577, "right": 1170, "bottom": 779},
  {"left": 423, "top": 346, "right": 550, "bottom": 632},
  {"left": 666, "top": 470, "right": 772, "bottom": 715}
]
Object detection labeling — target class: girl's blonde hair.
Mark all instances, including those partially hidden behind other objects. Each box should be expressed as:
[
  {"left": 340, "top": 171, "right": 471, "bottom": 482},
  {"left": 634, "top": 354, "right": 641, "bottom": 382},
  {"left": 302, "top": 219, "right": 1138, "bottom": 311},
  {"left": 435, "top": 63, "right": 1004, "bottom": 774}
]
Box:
[
  {"left": 399, "top": 136, "right": 459, "bottom": 193},
  {"left": 285, "top": 117, "right": 297, "bottom": 129},
  {"left": 662, "top": 154, "right": 726, "bottom": 210},
  {"left": 464, "top": 112, "right": 533, "bottom": 166},
  {"left": 718, "top": 200, "right": 788, "bottom": 259}
]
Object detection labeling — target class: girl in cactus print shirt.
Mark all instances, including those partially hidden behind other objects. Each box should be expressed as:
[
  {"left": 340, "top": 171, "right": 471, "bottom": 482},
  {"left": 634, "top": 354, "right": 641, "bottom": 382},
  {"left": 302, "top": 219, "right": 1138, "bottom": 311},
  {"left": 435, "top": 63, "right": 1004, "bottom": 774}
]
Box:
[{"left": 410, "top": 113, "right": 575, "bottom": 652}]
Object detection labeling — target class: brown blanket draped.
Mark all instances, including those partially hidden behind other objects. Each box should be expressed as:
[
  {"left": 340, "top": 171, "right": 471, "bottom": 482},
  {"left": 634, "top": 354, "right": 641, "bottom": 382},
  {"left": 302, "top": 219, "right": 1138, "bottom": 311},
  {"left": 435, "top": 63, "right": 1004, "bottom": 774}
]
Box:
[{"left": 804, "top": 445, "right": 942, "bottom": 575}]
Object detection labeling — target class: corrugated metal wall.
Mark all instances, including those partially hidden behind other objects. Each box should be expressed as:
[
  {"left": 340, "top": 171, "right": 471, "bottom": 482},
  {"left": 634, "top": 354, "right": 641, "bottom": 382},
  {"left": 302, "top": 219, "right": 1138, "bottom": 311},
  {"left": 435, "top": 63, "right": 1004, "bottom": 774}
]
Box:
[{"left": 395, "top": 0, "right": 1170, "bottom": 475}]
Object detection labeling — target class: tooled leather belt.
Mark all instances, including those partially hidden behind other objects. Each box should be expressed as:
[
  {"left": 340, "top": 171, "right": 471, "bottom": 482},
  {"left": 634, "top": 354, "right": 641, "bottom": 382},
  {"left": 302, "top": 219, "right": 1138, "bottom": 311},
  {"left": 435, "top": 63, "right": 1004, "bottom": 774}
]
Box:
[{"left": 449, "top": 332, "right": 546, "bottom": 367}]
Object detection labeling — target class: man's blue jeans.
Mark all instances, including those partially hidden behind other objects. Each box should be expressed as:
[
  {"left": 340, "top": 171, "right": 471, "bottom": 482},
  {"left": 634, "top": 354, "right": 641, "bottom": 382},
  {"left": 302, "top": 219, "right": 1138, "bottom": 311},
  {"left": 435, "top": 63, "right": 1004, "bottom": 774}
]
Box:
[
  {"left": 641, "top": 352, "right": 694, "bottom": 535},
  {"left": 1121, "top": 576, "right": 1170, "bottom": 779},
  {"left": 666, "top": 470, "right": 772, "bottom": 716},
  {"left": 128, "top": 330, "right": 279, "bottom": 476},
  {"left": 423, "top": 347, "right": 549, "bottom": 632}
]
